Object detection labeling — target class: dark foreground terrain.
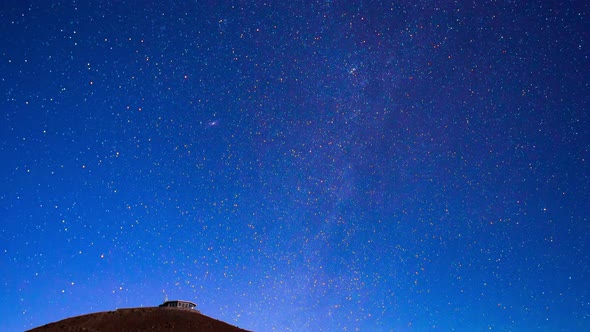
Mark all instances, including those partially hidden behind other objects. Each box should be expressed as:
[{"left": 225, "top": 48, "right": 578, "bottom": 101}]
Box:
[{"left": 27, "top": 307, "right": 251, "bottom": 332}]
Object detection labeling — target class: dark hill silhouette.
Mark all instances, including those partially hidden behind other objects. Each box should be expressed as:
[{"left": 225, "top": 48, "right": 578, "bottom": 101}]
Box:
[{"left": 27, "top": 307, "right": 251, "bottom": 332}]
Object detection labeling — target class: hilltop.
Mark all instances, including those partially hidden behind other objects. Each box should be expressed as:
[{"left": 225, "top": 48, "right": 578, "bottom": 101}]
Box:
[{"left": 27, "top": 307, "right": 251, "bottom": 332}]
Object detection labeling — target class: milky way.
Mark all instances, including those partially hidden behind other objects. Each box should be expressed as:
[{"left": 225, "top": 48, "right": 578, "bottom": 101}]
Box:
[{"left": 1, "top": 1, "right": 588, "bottom": 331}]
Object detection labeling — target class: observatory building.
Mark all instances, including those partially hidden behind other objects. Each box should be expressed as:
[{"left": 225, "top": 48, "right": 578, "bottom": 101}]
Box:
[{"left": 159, "top": 300, "right": 197, "bottom": 310}]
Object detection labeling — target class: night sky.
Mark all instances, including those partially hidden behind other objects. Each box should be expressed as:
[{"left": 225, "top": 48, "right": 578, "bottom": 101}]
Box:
[{"left": 1, "top": 1, "right": 588, "bottom": 331}]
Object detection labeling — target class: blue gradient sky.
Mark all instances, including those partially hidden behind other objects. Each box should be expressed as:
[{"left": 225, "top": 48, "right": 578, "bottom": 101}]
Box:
[{"left": 1, "top": 1, "right": 588, "bottom": 331}]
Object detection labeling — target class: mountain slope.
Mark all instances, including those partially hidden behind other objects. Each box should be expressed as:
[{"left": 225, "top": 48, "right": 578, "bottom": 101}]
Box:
[{"left": 27, "top": 307, "right": 251, "bottom": 332}]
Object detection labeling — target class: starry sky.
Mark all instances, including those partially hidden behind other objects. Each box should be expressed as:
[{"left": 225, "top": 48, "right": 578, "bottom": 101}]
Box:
[{"left": 1, "top": 1, "right": 588, "bottom": 331}]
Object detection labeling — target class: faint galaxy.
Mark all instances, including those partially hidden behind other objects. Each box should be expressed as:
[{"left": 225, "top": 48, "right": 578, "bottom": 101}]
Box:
[{"left": 1, "top": 1, "right": 588, "bottom": 331}]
